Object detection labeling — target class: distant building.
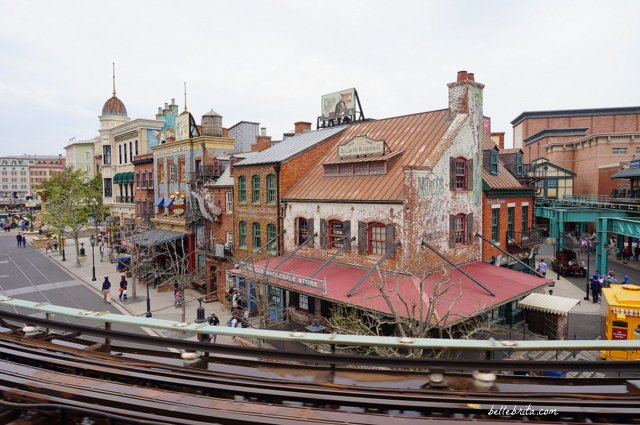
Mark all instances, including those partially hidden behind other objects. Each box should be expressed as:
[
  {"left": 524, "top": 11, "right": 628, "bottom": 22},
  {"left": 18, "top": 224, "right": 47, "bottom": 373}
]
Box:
[
  {"left": 0, "top": 155, "right": 65, "bottom": 207},
  {"left": 64, "top": 138, "right": 98, "bottom": 179},
  {"left": 512, "top": 106, "right": 640, "bottom": 196},
  {"left": 228, "top": 121, "right": 260, "bottom": 153}
]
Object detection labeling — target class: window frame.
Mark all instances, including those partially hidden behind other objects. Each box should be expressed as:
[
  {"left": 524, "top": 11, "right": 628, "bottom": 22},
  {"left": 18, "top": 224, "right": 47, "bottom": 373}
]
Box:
[
  {"left": 491, "top": 208, "right": 500, "bottom": 242},
  {"left": 252, "top": 222, "right": 261, "bottom": 249},
  {"left": 297, "top": 217, "right": 309, "bottom": 246},
  {"left": 522, "top": 205, "right": 529, "bottom": 234},
  {"left": 239, "top": 221, "right": 247, "bottom": 248},
  {"left": 298, "top": 294, "right": 309, "bottom": 310},
  {"left": 454, "top": 213, "right": 466, "bottom": 245},
  {"left": 238, "top": 176, "right": 246, "bottom": 203},
  {"left": 266, "top": 174, "right": 276, "bottom": 204},
  {"left": 329, "top": 220, "right": 344, "bottom": 249},
  {"left": 507, "top": 206, "right": 515, "bottom": 240},
  {"left": 178, "top": 159, "right": 186, "bottom": 183},
  {"left": 252, "top": 175, "right": 260, "bottom": 203},
  {"left": 515, "top": 153, "right": 524, "bottom": 176},
  {"left": 454, "top": 157, "right": 467, "bottom": 190},
  {"left": 368, "top": 222, "right": 387, "bottom": 255},
  {"left": 490, "top": 151, "right": 498, "bottom": 175},
  {"left": 267, "top": 223, "right": 276, "bottom": 254},
  {"left": 226, "top": 191, "right": 233, "bottom": 213}
]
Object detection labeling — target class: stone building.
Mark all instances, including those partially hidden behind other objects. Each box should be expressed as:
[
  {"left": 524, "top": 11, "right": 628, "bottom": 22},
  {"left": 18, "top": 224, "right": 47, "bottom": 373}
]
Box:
[
  {"left": 512, "top": 106, "right": 640, "bottom": 196},
  {"left": 0, "top": 155, "right": 65, "bottom": 207},
  {"left": 230, "top": 72, "right": 547, "bottom": 329}
]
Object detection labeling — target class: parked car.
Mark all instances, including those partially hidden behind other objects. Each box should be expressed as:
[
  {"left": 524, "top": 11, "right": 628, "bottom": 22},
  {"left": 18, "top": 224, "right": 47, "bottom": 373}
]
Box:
[{"left": 551, "top": 249, "right": 587, "bottom": 277}]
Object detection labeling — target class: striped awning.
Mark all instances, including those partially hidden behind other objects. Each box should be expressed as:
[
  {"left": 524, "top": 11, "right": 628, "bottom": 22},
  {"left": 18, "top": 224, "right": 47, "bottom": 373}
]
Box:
[
  {"left": 154, "top": 197, "right": 164, "bottom": 206},
  {"left": 612, "top": 308, "right": 640, "bottom": 317},
  {"left": 518, "top": 292, "right": 580, "bottom": 316}
]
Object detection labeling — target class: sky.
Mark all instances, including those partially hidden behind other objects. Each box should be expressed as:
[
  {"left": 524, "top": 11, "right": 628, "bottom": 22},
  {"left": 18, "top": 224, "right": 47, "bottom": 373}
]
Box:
[{"left": 1, "top": 0, "right": 639, "bottom": 156}]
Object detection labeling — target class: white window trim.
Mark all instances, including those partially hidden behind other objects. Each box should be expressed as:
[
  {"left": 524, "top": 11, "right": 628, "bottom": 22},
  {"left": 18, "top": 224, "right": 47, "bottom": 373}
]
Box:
[
  {"left": 507, "top": 203, "right": 516, "bottom": 207},
  {"left": 522, "top": 202, "right": 529, "bottom": 206},
  {"left": 491, "top": 204, "right": 501, "bottom": 209}
]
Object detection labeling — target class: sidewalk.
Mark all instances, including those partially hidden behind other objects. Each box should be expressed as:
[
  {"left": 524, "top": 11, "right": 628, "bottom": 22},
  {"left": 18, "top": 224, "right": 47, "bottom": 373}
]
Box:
[{"left": 29, "top": 234, "right": 235, "bottom": 343}]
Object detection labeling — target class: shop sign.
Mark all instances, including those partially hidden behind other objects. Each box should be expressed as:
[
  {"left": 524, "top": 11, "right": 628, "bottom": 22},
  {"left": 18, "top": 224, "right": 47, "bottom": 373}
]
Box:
[
  {"left": 241, "top": 264, "right": 328, "bottom": 294},
  {"left": 321, "top": 88, "right": 356, "bottom": 119},
  {"left": 338, "top": 136, "right": 384, "bottom": 158},
  {"left": 612, "top": 327, "right": 628, "bottom": 340}
]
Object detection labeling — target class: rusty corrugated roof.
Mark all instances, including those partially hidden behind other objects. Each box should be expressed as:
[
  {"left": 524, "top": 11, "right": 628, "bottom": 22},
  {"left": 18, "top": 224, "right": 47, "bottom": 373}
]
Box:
[
  {"left": 283, "top": 110, "right": 451, "bottom": 202},
  {"left": 483, "top": 163, "right": 523, "bottom": 189},
  {"left": 500, "top": 148, "right": 523, "bottom": 154},
  {"left": 482, "top": 134, "right": 498, "bottom": 150}
]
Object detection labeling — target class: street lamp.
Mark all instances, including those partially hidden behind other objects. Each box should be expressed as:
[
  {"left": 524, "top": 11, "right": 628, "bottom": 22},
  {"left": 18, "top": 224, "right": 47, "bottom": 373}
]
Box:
[
  {"left": 25, "top": 199, "right": 36, "bottom": 232},
  {"left": 89, "top": 234, "right": 97, "bottom": 282},
  {"left": 61, "top": 226, "right": 66, "bottom": 262},
  {"left": 584, "top": 245, "right": 591, "bottom": 301},
  {"left": 142, "top": 258, "right": 153, "bottom": 318}
]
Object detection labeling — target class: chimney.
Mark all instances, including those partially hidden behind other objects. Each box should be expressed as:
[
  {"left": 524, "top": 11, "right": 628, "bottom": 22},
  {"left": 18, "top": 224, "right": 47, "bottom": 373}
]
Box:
[
  {"left": 260, "top": 127, "right": 267, "bottom": 136},
  {"left": 448, "top": 70, "right": 484, "bottom": 117},
  {"left": 171, "top": 98, "right": 176, "bottom": 105},
  {"left": 294, "top": 121, "right": 312, "bottom": 134},
  {"left": 252, "top": 135, "right": 272, "bottom": 152},
  {"left": 491, "top": 132, "right": 506, "bottom": 150},
  {"left": 229, "top": 155, "right": 238, "bottom": 176},
  {"left": 164, "top": 102, "right": 169, "bottom": 109}
]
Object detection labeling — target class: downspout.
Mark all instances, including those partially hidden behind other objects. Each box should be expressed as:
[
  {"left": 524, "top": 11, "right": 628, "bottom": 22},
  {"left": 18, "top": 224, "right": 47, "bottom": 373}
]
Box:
[{"left": 274, "top": 163, "right": 281, "bottom": 255}]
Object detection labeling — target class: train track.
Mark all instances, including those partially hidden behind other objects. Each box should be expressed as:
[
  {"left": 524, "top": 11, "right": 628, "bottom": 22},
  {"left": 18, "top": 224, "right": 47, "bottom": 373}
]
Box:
[{"left": 0, "top": 331, "right": 640, "bottom": 424}]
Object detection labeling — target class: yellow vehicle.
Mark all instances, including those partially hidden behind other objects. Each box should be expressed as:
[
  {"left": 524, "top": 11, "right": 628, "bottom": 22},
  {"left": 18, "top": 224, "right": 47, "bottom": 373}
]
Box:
[{"left": 600, "top": 284, "right": 640, "bottom": 360}]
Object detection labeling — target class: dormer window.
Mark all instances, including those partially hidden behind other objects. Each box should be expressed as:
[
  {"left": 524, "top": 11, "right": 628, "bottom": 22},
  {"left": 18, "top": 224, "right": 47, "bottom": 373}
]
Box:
[
  {"left": 490, "top": 151, "right": 498, "bottom": 175},
  {"left": 516, "top": 153, "right": 524, "bottom": 176}
]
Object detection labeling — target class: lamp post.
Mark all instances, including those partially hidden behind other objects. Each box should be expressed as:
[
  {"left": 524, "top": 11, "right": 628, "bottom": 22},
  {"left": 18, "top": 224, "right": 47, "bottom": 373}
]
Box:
[
  {"left": 89, "top": 234, "right": 97, "bottom": 282},
  {"left": 584, "top": 245, "right": 590, "bottom": 301},
  {"left": 61, "top": 227, "right": 66, "bottom": 262},
  {"left": 25, "top": 199, "right": 35, "bottom": 232},
  {"left": 142, "top": 258, "right": 153, "bottom": 318}
]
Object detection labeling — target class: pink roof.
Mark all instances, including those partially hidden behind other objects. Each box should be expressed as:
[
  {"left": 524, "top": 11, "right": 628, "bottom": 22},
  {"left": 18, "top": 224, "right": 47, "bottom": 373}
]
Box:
[{"left": 232, "top": 257, "right": 549, "bottom": 327}]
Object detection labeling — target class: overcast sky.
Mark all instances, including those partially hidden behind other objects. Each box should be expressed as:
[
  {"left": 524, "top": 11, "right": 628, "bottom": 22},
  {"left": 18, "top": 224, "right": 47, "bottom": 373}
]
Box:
[{"left": 1, "top": 0, "right": 639, "bottom": 156}]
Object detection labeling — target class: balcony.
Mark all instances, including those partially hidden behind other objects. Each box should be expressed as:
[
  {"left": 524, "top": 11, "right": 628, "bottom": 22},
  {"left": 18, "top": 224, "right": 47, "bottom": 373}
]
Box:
[
  {"left": 506, "top": 228, "right": 544, "bottom": 248},
  {"left": 202, "top": 240, "right": 229, "bottom": 258},
  {"left": 115, "top": 196, "right": 134, "bottom": 204},
  {"left": 189, "top": 164, "right": 225, "bottom": 184},
  {"left": 611, "top": 188, "right": 640, "bottom": 200}
]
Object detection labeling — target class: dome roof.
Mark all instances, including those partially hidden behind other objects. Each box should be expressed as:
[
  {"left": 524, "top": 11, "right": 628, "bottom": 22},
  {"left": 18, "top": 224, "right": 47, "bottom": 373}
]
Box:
[
  {"left": 203, "top": 109, "right": 221, "bottom": 117},
  {"left": 102, "top": 95, "right": 127, "bottom": 116}
]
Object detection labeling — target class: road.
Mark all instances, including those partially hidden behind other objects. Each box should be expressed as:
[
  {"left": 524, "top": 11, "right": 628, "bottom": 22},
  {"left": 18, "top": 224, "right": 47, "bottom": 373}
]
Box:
[{"left": 0, "top": 232, "right": 147, "bottom": 341}]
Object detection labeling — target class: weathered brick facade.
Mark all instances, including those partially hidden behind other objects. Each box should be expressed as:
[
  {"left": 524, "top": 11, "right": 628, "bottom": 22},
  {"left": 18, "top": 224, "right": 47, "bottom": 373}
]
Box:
[{"left": 481, "top": 193, "right": 534, "bottom": 262}]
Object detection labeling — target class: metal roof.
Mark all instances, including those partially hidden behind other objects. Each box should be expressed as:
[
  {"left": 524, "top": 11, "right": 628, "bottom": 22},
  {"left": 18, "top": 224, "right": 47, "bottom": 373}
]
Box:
[
  {"left": 483, "top": 163, "right": 524, "bottom": 189},
  {"left": 233, "top": 126, "right": 347, "bottom": 166},
  {"left": 283, "top": 110, "right": 451, "bottom": 202},
  {"left": 518, "top": 292, "right": 580, "bottom": 315},
  {"left": 211, "top": 152, "right": 259, "bottom": 187},
  {"left": 612, "top": 167, "right": 640, "bottom": 179},
  {"left": 125, "top": 229, "right": 184, "bottom": 247}
]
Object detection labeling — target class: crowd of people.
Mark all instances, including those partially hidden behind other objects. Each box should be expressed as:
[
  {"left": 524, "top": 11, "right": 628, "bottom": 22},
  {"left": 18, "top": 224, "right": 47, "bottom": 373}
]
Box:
[{"left": 589, "top": 271, "right": 629, "bottom": 303}]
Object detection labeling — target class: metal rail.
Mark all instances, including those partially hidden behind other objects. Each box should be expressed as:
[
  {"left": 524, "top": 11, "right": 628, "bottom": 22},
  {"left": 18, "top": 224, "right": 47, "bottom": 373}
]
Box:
[{"left": 476, "top": 232, "right": 544, "bottom": 277}]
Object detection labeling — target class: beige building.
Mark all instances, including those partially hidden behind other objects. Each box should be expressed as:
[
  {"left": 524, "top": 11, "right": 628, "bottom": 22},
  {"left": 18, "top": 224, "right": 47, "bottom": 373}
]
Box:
[{"left": 64, "top": 138, "right": 98, "bottom": 179}]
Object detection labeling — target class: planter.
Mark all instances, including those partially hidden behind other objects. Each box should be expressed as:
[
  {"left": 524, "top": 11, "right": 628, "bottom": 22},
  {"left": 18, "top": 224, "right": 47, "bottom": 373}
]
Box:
[{"left": 78, "top": 255, "right": 88, "bottom": 264}]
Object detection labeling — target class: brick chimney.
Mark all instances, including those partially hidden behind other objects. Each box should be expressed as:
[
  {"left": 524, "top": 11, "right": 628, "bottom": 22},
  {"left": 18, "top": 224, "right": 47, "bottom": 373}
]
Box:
[
  {"left": 229, "top": 155, "right": 238, "bottom": 176},
  {"left": 252, "top": 135, "right": 272, "bottom": 152},
  {"left": 294, "top": 121, "right": 312, "bottom": 134},
  {"left": 448, "top": 70, "right": 484, "bottom": 117},
  {"left": 491, "top": 132, "right": 506, "bottom": 150}
]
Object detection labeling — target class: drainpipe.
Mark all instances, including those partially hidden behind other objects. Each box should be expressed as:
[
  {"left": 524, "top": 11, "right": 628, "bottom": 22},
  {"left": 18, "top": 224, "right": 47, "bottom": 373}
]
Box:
[{"left": 274, "top": 163, "right": 281, "bottom": 255}]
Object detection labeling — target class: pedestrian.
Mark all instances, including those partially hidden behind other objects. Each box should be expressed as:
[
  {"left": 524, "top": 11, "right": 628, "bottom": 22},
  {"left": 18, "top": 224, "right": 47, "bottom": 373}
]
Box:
[
  {"left": 21, "top": 234, "right": 26, "bottom": 247},
  {"left": 45, "top": 238, "right": 52, "bottom": 254},
  {"left": 98, "top": 240, "right": 104, "bottom": 262},
  {"left": 154, "top": 268, "right": 160, "bottom": 288},
  {"left": 591, "top": 276, "right": 601, "bottom": 303},
  {"left": 624, "top": 246, "right": 632, "bottom": 261},
  {"left": 16, "top": 232, "right": 22, "bottom": 247},
  {"left": 605, "top": 271, "right": 617, "bottom": 288},
  {"left": 101, "top": 277, "right": 112, "bottom": 303},
  {"left": 536, "top": 259, "right": 547, "bottom": 277},
  {"left": 174, "top": 289, "right": 182, "bottom": 307},
  {"left": 634, "top": 245, "right": 640, "bottom": 261},
  {"left": 623, "top": 275, "right": 630, "bottom": 284},
  {"left": 53, "top": 236, "right": 58, "bottom": 252},
  {"left": 207, "top": 312, "right": 220, "bottom": 343},
  {"left": 118, "top": 275, "right": 128, "bottom": 302}
]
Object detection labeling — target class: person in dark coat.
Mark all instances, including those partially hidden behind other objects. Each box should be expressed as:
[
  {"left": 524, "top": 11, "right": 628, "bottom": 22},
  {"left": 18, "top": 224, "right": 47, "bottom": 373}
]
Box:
[
  {"left": 118, "top": 275, "right": 128, "bottom": 302},
  {"left": 102, "top": 277, "right": 111, "bottom": 303},
  {"left": 16, "top": 233, "right": 22, "bottom": 247}
]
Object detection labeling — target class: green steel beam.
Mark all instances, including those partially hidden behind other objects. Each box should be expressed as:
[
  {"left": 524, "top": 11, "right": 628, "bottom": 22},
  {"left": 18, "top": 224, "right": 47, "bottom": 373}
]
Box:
[
  {"left": 596, "top": 217, "right": 640, "bottom": 275},
  {"left": 2, "top": 296, "right": 640, "bottom": 351}
]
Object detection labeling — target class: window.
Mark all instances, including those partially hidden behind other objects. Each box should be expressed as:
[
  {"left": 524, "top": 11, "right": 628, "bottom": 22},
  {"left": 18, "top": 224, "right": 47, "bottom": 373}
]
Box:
[
  {"left": 129, "top": 142, "right": 133, "bottom": 162},
  {"left": 239, "top": 221, "right": 247, "bottom": 248},
  {"left": 252, "top": 222, "right": 261, "bottom": 249},
  {"left": 252, "top": 175, "right": 260, "bottom": 203},
  {"left": 124, "top": 144, "right": 127, "bottom": 163},
  {"left": 135, "top": 140, "right": 138, "bottom": 156},
  {"left": 368, "top": 223, "right": 386, "bottom": 255},
  {"left": 118, "top": 145, "right": 122, "bottom": 164},
  {"left": 148, "top": 171, "right": 153, "bottom": 186},
  {"left": 613, "top": 148, "right": 627, "bottom": 155},
  {"left": 454, "top": 158, "right": 467, "bottom": 190},
  {"left": 490, "top": 151, "right": 498, "bottom": 175},
  {"left": 226, "top": 191, "right": 233, "bottom": 213},
  {"left": 491, "top": 208, "right": 499, "bottom": 242},
  {"left": 267, "top": 223, "right": 276, "bottom": 254},
  {"left": 238, "top": 176, "right": 246, "bottom": 203},
  {"left": 85, "top": 151, "right": 91, "bottom": 160},
  {"left": 507, "top": 207, "right": 515, "bottom": 240},
  {"left": 297, "top": 217, "right": 309, "bottom": 246},
  {"left": 135, "top": 172, "right": 140, "bottom": 188},
  {"left": 324, "top": 165, "right": 338, "bottom": 176},
  {"left": 329, "top": 220, "right": 344, "bottom": 248},
  {"left": 104, "top": 178, "right": 112, "bottom": 197},
  {"left": 266, "top": 174, "right": 276, "bottom": 204},
  {"left": 516, "top": 153, "right": 524, "bottom": 176},
  {"left": 636, "top": 147, "right": 640, "bottom": 154},
  {"left": 454, "top": 214, "right": 466, "bottom": 244},
  {"left": 522, "top": 205, "right": 529, "bottom": 234},
  {"left": 323, "top": 161, "right": 386, "bottom": 176},
  {"left": 158, "top": 162, "right": 164, "bottom": 181},
  {"left": 179, "top": 159, "right": 186, "bottom": 182},
  {"left": 299, "top": 294, "right": 309, "bottom": 310},
  {"left": 168, "top": 162, "right": 175, "bottom": 181}
]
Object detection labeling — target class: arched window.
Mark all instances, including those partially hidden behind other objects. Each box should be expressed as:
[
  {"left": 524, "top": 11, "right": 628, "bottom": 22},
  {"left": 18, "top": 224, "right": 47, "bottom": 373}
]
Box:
[
  {"left": 252, "top": 222, "right": 261, "bottom": 249},
  {"left": 267, "top": 223, "right": 276, "bottom": 253},
  {"left": 266, "top": 174, "right": 276, "bottom": 204},
  {"left": 238, "top": 176, "right": 246, "bottom": 203},
  {"left": 368, "top": 222, "right": 386, "bottom": 255},
  {"left": 239, "top": 221, "right": 247, "bottom": 248},
  {"left": 252, "top": 175, "right": 260, "bottom": 203}
]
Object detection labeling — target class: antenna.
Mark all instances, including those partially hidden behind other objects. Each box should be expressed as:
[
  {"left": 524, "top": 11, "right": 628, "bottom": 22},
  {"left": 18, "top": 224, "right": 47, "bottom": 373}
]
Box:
[
  {"left": 112, "top": 62, "right": 116, "bottom": 96},
  {"left": 184, "top": 81, "right": 188, "bottom": 112}
]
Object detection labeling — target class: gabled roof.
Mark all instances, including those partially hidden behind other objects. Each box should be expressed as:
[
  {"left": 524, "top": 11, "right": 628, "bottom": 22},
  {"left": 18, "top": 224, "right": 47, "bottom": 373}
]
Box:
[
  {"left": 233, "top": 126, "right": 346, "bottom": 167},
  {"left": 482, "top": 134, "right": 498, "bottom": 151},
  {"left": 283, "top": 109, "right": 451, "bottom": 202},
  {"left": 500, "top": 148, "right": 523, "bottom": 155},
  {"left": 612, "top": 167, "right": 640, "bottom": 179},
  {"left": 211, "top": 152, "right": 259, "bottom": 187},
  {"left": 483, "top": 163, "right": 523, "bottom": 189}
]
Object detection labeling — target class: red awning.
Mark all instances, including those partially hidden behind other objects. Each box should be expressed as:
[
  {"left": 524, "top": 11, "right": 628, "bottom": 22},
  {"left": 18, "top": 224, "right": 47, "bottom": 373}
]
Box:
[{"left": 231, "top": 257, "right": 550, "bottom": 327}]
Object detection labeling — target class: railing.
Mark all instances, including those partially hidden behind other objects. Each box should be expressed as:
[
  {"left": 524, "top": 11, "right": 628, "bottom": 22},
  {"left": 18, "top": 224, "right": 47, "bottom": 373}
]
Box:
[
  {"left": 506, "top": 228, "right": 544, "bottom": 248},
  {"left": 561, "top": 194, "right": 611, "bottom": 203},
  {"left": 611, "top": 188, "right": 640, "bottom": 199},
  {"left": 116, "top": 196, "right": 133, "bottom": 204},
  {"left": 188, "top": 164, "right": 225, "bottom": 183},
  {"left": 202, "top": 240, "right": 227, "bottom": 258}
]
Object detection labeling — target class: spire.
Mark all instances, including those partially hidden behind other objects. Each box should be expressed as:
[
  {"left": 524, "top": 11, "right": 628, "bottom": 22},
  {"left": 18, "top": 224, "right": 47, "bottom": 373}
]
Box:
[
  {"left": 112, "top": 62, "right": 116, "bottom": 96},
  {"left": 183, "top": 81, "right": 188, "bottom": 112}
]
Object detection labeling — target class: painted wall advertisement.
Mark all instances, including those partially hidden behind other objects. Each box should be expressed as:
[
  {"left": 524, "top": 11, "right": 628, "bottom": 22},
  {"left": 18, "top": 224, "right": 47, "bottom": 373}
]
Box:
[{"left": 321, "top": 88, "right": 356, "bottom": 119}]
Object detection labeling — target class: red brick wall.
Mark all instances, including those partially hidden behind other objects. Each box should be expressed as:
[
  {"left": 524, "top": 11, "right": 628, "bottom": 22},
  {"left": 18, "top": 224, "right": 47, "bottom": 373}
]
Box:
[
  {"left": 521, "top": 113, "right": 640, "bottom": 140},
  {"left": 133, "top": 161, "right": 154, "bottom": 221},
  {"left": 481, "top": 193, "right": 536, "bottom": 262}
]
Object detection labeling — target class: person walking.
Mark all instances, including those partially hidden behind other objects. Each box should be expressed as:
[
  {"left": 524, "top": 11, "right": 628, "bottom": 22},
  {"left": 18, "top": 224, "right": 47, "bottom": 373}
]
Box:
[
  {"left": 153, "top": 268, "right": 160, "bottom": 288},
  {"left": 207, "top": 312, "right": 220, "bottom": 343},
  {"left": 536, "top": 259, "right": 547, "bottom": 277},
  {"left": 21, "top": 234, "right": 26, "bottom": 247},
  {"left": 118, "top": 275, "right": 128, "bottom": 303},
  {"left": 634, "top": 245, "right": 640, "bottom": 261},
  {"left": 16, "top": 232, "right": 22, "bottom": 247},
  {"left": 101, "top": 277, "right": 112, "bottom": 303},
  {"left": 52, "top": 236, "right": 58, "bottom": 252},
  {"left": 623, "top": 275, "right": 630, "bottom": 284},
  {"left": 591, "top": 274, "right": 602, "bottom": 303},
  {"left": 45, "top": 238, "right": 53, "bottom": 254}
]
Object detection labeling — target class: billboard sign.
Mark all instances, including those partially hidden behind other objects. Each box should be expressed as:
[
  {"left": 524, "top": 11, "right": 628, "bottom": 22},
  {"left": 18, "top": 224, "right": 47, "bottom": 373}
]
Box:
[
  {"left": 321, "top": 88, "right": 356, "bottom": 119},
  {"left": 175, "top": 113, "right": 190, "bottom": 141},
  {"left": 338, "top": 136, "right": 384, "bottom": 158}
]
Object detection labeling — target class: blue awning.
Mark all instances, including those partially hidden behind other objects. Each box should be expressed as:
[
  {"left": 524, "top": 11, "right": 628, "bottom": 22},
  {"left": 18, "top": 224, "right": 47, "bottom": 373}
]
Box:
[
  {"left": 155, "top": 197, "right": 164, "bottom": 206},
  {"left": 164, "top": 198, "right": 174, "bottom": 207}
]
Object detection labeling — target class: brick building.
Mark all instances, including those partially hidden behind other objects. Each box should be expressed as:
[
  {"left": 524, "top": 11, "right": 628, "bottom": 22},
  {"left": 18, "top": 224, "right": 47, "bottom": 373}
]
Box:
[
  {"left": 132, "top": 153, "right": 154, "bottom": 222},
  {"left": 231, "top": 124, "right": 346, "bottom": 264},
  {"left": 231, "top": 72, "right": 548, "bottom": 330},
  {"left": 511, "top": 107, "right": 640, "bottom": 195}
]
